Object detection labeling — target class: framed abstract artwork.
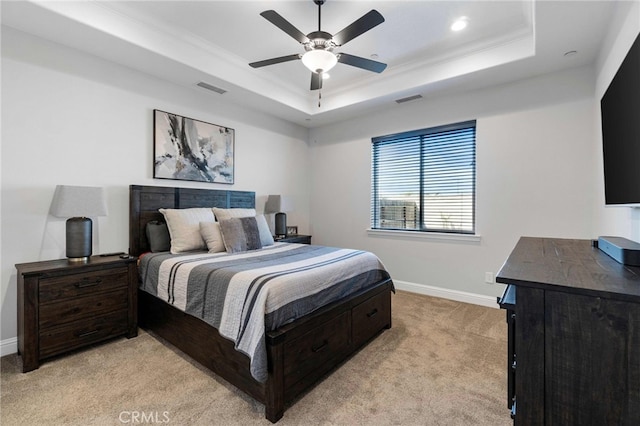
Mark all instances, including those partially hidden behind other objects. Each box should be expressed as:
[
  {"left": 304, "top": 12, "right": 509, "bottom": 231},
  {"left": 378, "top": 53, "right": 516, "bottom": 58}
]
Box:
[{"left": 153, "top": 109, "right": 234, "bottom": 184}]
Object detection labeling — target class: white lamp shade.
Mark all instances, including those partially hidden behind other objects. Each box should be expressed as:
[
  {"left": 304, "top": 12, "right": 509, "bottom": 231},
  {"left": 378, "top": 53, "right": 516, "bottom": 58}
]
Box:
[
  {"left": 264, "top": 195, "right": 293, "bottom": 214},
  {"left": 264, "top": 195, "right": 281, "bottom": 214},
  {"left": 50, "top": 185, "right": 108, "bottom": 218},
  {"left": 301, "top": 50, "right": 338, "bottom": 74}
]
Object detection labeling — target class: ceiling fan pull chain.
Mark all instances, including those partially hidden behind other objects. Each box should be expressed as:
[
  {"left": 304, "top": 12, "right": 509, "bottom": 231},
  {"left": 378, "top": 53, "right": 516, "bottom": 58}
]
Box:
[{"left": 318, "top": 90, "right": 322, "bottom": 108}]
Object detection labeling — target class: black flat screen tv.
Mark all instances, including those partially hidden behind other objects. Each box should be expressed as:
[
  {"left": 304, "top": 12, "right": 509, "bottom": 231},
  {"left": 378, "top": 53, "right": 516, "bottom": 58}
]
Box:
[{"left": 600, "top": 32, "right": 640, "bottom": 206}]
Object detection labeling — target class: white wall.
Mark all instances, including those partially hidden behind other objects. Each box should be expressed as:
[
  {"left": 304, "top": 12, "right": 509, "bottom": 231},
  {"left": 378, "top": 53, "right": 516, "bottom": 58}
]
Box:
[
  {"left": 0, "top": 27, "right": 311, "bottom": 351},
  {"left": 592, "top": 0, "right": 640, "bottom": 240},
  {"left": 3, "top": 1, "right": 638, "bottom": 355},
  {"left": 309, "top": 66, "right": 597, "bottom": 303}
]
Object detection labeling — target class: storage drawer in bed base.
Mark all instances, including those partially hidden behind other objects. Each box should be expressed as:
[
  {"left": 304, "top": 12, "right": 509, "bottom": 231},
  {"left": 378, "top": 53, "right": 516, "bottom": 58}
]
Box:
[{"left": 138, "top": 278, "right": 393, "bottom": 423}]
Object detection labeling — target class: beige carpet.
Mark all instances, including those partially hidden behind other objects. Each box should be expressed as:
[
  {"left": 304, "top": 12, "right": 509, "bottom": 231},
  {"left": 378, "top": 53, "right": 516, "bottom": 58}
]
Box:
[{"left": 1, "top": 291, "right": 510, "bottom": 425}]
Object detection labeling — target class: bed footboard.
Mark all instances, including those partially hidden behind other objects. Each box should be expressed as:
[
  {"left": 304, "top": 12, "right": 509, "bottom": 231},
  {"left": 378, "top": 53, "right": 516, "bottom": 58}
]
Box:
[{"left": 139, "top": 278, "right": 393, "bottom": 423}]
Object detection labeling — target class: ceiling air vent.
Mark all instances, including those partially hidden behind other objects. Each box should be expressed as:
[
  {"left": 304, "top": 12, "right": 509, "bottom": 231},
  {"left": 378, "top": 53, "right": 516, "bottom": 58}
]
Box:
[
  {"left": 395, "top": 94, "right": 423, "bottom": 104},
  {"left": 196, "top": 82, "right": 227, "bottom": 95}
]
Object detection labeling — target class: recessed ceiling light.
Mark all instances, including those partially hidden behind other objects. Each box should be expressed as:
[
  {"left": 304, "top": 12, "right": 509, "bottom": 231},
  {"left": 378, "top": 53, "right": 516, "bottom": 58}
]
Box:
[
  {"left": 371, "top": 53, "right": 379, "bottom": 60},
  {"left": 451, "top": 17, "right": 468, "bottom": 32}
]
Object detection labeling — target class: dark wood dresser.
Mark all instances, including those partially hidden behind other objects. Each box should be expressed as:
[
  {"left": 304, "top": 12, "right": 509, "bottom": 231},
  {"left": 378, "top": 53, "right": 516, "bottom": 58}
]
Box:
[
  {"left": 497, "top": 237, "right": 640, "bottom": 425},
  {"left": 16, "top": 255, "right": 138, "bottom": 372}
]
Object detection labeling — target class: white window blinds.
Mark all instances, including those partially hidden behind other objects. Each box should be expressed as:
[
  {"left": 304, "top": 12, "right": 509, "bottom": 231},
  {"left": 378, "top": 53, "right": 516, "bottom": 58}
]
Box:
[{"left": 371, "top": 120, "right": 476, "bottom": 234}]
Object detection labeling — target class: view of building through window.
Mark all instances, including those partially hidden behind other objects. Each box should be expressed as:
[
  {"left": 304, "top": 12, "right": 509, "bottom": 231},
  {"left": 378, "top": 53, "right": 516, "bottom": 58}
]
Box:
[{"left": 371, "top": 121, "right": 476, "bottom": 234}]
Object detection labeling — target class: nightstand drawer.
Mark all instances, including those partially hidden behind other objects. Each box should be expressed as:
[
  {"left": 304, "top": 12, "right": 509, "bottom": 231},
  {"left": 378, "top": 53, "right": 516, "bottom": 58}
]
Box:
[
  {"left": 39, "top": 288, "right": 129, "bottom": 330},
  {"left": 39, "top": 310, "right": 129, "bottom": 358},
  {"left": 39, "top": 267, "right": 129, "bottom": 303}
]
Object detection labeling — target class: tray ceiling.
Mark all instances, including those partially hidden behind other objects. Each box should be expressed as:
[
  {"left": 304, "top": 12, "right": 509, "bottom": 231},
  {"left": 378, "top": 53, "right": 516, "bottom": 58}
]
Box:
[{"left": 1, "top": 1, "right": 617, "bottom": 127}]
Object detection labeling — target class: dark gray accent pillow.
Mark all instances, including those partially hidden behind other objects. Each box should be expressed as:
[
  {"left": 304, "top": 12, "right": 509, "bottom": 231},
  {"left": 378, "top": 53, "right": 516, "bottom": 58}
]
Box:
[
  {"left": 218, "top": 217, "right": 263, "bottom": 253},
  {"left": 146, "top": 220, "right": 171, "bottom": 252}
]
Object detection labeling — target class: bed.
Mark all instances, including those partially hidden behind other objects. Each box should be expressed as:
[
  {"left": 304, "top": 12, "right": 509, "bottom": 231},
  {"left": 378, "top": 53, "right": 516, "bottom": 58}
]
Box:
[{"left": 129, "top": 184, "right": 393, "bottom": 422}]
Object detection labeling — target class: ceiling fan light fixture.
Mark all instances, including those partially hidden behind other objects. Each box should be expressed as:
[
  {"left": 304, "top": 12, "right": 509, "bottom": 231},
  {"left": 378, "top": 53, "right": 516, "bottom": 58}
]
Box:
[
  {"left": 251, "top": 3, "right": 386, "bottom": 92},
  {"left": 302, "top": 49, "right": 338, "bottom": 73}
]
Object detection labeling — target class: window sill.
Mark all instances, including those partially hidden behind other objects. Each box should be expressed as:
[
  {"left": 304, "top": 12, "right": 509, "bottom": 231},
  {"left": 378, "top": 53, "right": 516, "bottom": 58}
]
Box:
[{"left": 366, "top": 228, "right": 482, "bottom": 244}]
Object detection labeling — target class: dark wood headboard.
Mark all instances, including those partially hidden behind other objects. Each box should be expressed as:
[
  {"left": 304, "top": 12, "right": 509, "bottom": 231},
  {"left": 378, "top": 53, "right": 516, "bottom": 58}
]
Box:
[{"left": 129, "top": 185, "right": 255, "bottom": 256}]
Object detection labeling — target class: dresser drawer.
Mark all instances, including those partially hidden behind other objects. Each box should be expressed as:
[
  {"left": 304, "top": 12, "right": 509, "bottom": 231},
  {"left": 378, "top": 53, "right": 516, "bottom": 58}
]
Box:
[
  {"left": 39, "top": 267, "right": 129, "bottom": 304},
  {"left": 39, "top": 310, "right": 129, "bottom": 358},
  {"left": 39, "top": 288, "right": 129, "bottom": 330},
  {"left": 284, "top": 311, "right": 350, "bottom": 387},
  {"left": 352, "top": 289, "right": 391, "bottom": 348}
]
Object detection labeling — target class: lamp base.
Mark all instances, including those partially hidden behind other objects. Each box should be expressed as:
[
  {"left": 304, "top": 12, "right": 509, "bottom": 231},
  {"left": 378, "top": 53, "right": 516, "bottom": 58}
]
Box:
[
  {"left": 275, "top": 212, "right": 287, "bottom": 238},
  {"left": 66, "top": 217, "right": 92, "bottom": 261}
]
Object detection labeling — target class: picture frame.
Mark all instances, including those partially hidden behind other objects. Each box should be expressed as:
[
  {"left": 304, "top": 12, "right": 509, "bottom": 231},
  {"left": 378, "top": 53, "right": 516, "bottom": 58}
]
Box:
[
  {"left": 286, "top": 226, "right": 298, "bottom": 235},
  {"left": 153, "top": 109, "right": 234, "bottom": 184}
]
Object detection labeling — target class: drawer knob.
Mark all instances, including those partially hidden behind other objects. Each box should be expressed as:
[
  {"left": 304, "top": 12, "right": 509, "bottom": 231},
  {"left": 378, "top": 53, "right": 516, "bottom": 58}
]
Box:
[
  {"left": 367, "top": 308, "right": 379, "bottom": 318},
  {"left": 311, "top": 340, "right": 328, "bottom": 353},
  {"left": 74, "top": 278, "right": 103, "bottom": 289}
]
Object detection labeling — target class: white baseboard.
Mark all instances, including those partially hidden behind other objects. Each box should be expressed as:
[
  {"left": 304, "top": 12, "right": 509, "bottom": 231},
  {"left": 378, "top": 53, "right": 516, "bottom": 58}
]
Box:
[
  {"left": 1, "top": 337, "right": 18, "bottom": 357},
  {"left": 0, "top": 282, "right": 498, "bottom": 356},
  {"left": 393, "top": 280, "right": 500, "bottom": 309}
]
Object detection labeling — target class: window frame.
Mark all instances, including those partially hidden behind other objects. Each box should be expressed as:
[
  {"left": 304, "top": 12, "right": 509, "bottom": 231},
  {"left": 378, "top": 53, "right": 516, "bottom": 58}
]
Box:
[{"left": 371, "top": 120, "right": 477, "bottom": 235}]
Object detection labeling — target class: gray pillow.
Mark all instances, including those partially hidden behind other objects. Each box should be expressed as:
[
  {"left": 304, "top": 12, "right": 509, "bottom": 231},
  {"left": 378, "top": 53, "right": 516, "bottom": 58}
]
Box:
[
  {"left": 212, "top": 208, "right": 273, "bottom": 247},
  {"left": 145, "top": 221, "right": 171, "bottom": 252},
  {"left": 218, "top": 217, "right": 263, "bottom": 253}
]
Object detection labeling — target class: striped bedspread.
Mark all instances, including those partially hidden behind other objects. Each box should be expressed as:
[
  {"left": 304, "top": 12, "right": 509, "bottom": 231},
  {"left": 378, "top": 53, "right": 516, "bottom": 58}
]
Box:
[{"left": 138, "top": 243, "right": 391, "bottom": 382}]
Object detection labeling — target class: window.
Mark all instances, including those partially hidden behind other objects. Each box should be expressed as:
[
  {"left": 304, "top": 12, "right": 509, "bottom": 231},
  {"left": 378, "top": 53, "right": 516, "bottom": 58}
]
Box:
[{"left": 371, "top": 120, "right": 476, "bottom": 234}]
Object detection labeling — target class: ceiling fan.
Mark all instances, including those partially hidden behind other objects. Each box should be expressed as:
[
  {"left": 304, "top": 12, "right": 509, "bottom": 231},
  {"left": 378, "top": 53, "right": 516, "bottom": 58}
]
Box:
[{"left": 249, "top": 0, "right": 387, "bottom": 91}]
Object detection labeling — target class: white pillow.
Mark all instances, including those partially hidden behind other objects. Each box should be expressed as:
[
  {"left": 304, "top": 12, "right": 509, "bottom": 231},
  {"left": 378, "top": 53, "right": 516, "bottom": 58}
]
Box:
[
  {"left": 199, "top": 222, "right": 225, "bottom": 253},
  {"left": 212, "top": 207, "right": 257, "bottom": 221},
  {"left": 159, "top": 208, "right": 215, "bottom": 253}
]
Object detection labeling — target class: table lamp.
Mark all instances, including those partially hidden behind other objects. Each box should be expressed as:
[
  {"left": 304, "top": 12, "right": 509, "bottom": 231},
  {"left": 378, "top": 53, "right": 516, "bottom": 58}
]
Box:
[
  {"left": 49, "top": 185, "right": 108, "bottom": 261},
  {"left": 265, "top": 194, "right": 292, "bottom": 238}
]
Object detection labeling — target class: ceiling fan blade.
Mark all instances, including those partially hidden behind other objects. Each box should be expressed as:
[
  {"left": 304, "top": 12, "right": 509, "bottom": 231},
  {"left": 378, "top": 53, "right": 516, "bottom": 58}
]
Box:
[
  {"left": 337, "top": 53, "right": 387, "bottom": 73},
  {"left": 260, "top": 10, "right": 309, "bottom": 44},
  {"left": 310, "top": 72, "right": 323, "bottom": 91},
  {"left": 332, "top": 10, "right": 384, "bottom": 46},
  {"left": 249, "top": 54, "right": 301, "bottom": 68}
]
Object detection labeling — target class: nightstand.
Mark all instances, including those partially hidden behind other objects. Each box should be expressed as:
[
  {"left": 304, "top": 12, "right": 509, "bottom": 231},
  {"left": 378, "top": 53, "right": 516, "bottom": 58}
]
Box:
[
  {"left": 276, "top": 234, "right": 312, "bottom": 244},
  {"left": 16, "top": 255, "right": 138, "bottom": 372}
]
